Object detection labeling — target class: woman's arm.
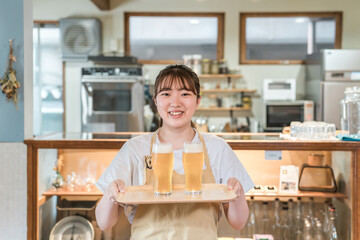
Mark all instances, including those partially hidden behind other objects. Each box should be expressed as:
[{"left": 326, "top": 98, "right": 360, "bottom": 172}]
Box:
[
  {"left": 222, "top": 177, "right": 249, "bottom": 230},
  {"left": 95, "top": 179, "right": 126, "bottom": 230}
]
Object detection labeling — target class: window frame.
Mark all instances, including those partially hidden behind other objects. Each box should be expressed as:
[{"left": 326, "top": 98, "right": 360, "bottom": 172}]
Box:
[
  {"left": 124, "top": 12, "right": 225, "bottom": 64},
  {"left": 33, "top": 20, "right": 66, "bottom": 134},
  {"left": 239, "top": 12, "right": 343, "bottom": 65}
]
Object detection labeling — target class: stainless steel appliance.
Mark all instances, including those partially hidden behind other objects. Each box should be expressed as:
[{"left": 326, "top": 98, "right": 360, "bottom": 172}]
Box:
[
  {"left": 81, "top": 66, "right": 144, "bottom": 132},
  {"left": 263, "top": 100, "right": 314, "bottom": 132},
  {"left": 306, "top": 49, "right": 360, "bottom": 128}
]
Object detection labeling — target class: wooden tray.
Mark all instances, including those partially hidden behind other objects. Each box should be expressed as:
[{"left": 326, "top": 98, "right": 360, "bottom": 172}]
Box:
[{"left": 116, "top": 183, "right": 236, "bottom": 204}]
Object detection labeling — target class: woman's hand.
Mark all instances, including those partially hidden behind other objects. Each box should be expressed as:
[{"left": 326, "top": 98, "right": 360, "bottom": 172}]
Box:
[
  {"left": 224, "top": 177, "right": 249, "bottom": 230},
  {"left": 227, "top": 177, "right": 244, "bottom": 200},
  {"left": 105, "top": 179, "right": 126, "bottom": 204},
  {"left": 96, "top": 179, "right": 126, "bottom": 230}
]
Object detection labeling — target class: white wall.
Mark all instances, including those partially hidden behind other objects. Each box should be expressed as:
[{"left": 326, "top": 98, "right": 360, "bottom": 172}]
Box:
[
  {"left": 33, "top": 0, "right": 360, "bottom": 130},
  {"left": 0, "top": 143, "right": 27, "bottom": 239}
]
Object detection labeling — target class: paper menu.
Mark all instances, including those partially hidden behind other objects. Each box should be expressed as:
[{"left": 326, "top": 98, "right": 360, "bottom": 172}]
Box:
[{"left": 279, "top": 165, "right": 299, "bottom": 193}]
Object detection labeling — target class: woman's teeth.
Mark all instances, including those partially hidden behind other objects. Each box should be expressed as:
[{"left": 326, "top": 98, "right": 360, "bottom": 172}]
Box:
[{"left": 170, "top": 111, "right": 182, "bottom": 115}]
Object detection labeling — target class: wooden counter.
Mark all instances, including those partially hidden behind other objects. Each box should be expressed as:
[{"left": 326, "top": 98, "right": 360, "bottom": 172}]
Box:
[{"left": 25, "top": 132, "right": 360, "bottom": 240}]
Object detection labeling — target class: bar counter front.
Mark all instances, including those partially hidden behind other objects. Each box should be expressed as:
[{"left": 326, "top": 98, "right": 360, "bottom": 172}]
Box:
[{"left": 25, "top": 132, "right": 360, "bottom": 240}]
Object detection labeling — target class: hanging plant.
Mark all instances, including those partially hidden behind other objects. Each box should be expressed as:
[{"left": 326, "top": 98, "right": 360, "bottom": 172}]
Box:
[{"left": 0, "top": 39, "right": 21, "bottom": 108}]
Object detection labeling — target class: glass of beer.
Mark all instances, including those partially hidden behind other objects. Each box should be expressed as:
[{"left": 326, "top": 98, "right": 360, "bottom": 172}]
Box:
[
  {"left": 152, "top": 142, "right": 174, "bottom": 196},
  {"left": 183, "top": 141, "right": 204, "bottom": 194}
]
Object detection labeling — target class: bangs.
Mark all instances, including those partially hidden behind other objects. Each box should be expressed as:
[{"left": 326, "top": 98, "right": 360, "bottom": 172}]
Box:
[{"left": 155, "top": 67, "right": 199, "bottom": 96}]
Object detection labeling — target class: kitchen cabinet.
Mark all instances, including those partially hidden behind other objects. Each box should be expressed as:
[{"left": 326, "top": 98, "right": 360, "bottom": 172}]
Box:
[{"left": 25, "top": 133, "right": 359, "bottom": 239}]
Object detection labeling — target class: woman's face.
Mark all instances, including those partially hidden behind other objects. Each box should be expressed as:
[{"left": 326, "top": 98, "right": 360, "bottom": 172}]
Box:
[{"left": 155, "top": 79, "right": 200, "bottom": 130}]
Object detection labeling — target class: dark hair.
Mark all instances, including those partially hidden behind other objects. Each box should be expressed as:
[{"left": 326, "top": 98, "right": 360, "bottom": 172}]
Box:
[
  {"left": 154, "top": 64, "right": 200, "bottom": 99},
  {"left": 154, "top": 64, "right": 200, "bottom": 128}
]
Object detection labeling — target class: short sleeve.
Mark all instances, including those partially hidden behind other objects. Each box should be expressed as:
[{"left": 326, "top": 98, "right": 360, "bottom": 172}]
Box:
[
  {"left": 95, "top": 142, "right": 133, "bottom": 192},
  {"left": 218, "top": 143, "right": 254, "bottom": 193}
]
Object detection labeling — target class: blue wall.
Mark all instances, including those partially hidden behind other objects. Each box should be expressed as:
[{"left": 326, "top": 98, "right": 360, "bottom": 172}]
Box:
[{"left": 0, "top": 0, "right": 25, "bottom": 142}]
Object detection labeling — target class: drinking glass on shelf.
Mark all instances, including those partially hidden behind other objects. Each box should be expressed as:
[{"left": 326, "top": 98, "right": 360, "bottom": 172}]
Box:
[
  {"left": 183, "top": 141, "right": 204, "bottom": 194},
  {"left": 152, "top": 142, "right": 174, "bottom": 196},
  {"left": 316, "top": 122, "right": 327, "bottom": 140},
  {"left": 326, "top": 123, "right": 337, "bottom": 139},
  {"left": 290, "top": 121, "right": 301, "bottom": 138}
]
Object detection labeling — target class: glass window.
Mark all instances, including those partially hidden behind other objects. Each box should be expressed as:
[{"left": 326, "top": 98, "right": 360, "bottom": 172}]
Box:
[
  {"left": 125, "top": 12, "right": 224, "bottom": 64},
  {"left": 240, "top": 12, "right": 342, "bottom": 64},
  {"left": 33, "top": 22, "right": 63, "bottom": 136}
]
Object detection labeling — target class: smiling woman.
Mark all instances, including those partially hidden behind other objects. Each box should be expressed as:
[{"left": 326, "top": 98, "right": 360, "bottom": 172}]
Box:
[{"left": 94, "top": 64, "right": 254, "bottom": 239}]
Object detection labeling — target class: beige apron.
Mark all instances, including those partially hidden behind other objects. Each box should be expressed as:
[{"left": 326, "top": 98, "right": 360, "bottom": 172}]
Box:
[{"left": 130, "top": 130, "right": 220, "bottom": 240}]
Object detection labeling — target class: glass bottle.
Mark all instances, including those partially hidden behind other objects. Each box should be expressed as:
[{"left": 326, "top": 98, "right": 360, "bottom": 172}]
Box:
[
  {"left": 259, "top": 201, "right": 271, "bottom": 234},
  {"left": 295, "top": 197, "right": 302, "bottom": 219},
  {"left": 328, "top": 208, "right": 338, "bottom": 240},
  {"left": 294, "top": 197, "right": 303, "bottom": 240},
  {"left": 314, "top": 219, "right": 325, "bottom": 240},
  {"left": 303, "top": 219, "right": 313, "bottom": 240},
  {"left": 244, "top": 196, "right": 256, "bottom": 238},
  {"left": 340, "top": 86, "right": 360, "bottom": 134},
  {"left": 280, "top": 206, "right": 293, "bottom": 240},
  {"left": 288, "top": 199, "right": 295, "bottom": 225},
  {"left": 272, "top": 198, "right": 282, "bottom": 239},
  {"left": 323, "top": 200, "right": 330, "bottom": 234},
  {"left": 308, "top": 197, "right": 315, "bottom": 227}
]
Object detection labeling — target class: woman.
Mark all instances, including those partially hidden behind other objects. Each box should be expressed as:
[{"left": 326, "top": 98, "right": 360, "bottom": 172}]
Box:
[{"left": 95, "top": 64, "right": 254, "bottom": 239}]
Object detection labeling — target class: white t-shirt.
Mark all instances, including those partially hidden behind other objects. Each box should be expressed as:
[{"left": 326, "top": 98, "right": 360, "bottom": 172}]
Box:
[{"left": 96, "top": 130, "right": 254, "bottom": 223}]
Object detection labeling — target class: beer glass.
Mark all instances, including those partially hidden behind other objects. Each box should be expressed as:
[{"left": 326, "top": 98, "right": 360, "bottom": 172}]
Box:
[
  {"left": 183, "top": 141, "right": 204, "bottom": 194},
  {"left": 152, "top": 142, "right": 174, "bottom": 196}
]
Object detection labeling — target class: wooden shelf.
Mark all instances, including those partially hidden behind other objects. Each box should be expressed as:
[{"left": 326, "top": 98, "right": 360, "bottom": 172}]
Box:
[
  {"left": 201, "top": 89, "right": 256, "bottom": 93},
  {"left": 245, "top": 191, "right": 346, "bottom": 198},
  {"left": 42, "top": 186, "right": 103, "bottom": 197},
  {"left": 196, "top": 107, "right": 251, "bottom": 111},
  {"left": 199, "top": 74, "right": 243, "bottom": 78}
]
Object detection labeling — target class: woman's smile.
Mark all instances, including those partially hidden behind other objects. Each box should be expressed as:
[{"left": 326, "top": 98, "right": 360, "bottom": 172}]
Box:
[{"left": 169, "top": 111, "right": 184, "bottom": 117}]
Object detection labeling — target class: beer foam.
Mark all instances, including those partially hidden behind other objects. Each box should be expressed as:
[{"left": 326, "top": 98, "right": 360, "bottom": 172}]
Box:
[
  {"left": 183, "top": 142, "right": 203, "bottom": 153},
  {"left": 152, "top": 143, "right": 173, "bottom": 153}
]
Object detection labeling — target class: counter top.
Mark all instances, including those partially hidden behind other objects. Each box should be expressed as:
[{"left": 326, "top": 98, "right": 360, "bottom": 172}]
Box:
[
  {"left": 24, "top": 132, "right": 359, "bottom": 151},
  {"left": 24, "top": 132, "right": 360, "bottom": 240}
]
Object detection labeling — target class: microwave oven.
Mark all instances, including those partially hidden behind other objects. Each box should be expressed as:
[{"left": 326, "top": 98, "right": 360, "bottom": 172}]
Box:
[{"left": 263, "top": 100, "right": 314, "bottom": 132}]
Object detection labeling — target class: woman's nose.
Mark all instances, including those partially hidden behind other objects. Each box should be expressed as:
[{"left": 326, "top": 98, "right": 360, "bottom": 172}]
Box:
[{"left": 170, "top": 94, "right": 181, "bottom": 107}]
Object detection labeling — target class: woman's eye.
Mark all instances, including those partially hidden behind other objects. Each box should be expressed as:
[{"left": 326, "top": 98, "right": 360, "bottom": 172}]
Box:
[
  {"left": 182, "top": 92, "right": 191, "bottom": 96},
  {"left": 161, "top": 92, "right": 170, "bottom": 96}
]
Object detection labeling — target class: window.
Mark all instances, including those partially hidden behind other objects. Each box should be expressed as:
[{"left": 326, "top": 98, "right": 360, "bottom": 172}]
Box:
[
  {"left": 240, "top": 12, "right": 342, "bottom": 64},
  {"left": 125, "top": 12, "right": 224, "bottom": 64},
  {"left": 33, "top": 21, "right": 63, "bottom": 136}
]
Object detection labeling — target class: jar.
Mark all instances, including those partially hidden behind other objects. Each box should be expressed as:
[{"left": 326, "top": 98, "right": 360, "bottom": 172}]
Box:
[
  {"left": 182, "top": 55, "right": 193, "bottom": 69},
  {"left": 201, "top": 59, "right": 211, "bottom": 74},
  {"left": 242, "top": 96, "right": 251, "bottom": 109},
  {"left": 192, "top": 54, "right": 202, "bottom": 75},
  {"left": 308, "top": 154, "right": 325, "bottom": 166},
  {"left": 219, "top": 59, "right": 228, "bottom": 74},
  {"left": 208, "top": 94, "right": 217, "bottom": 107},
  {"left": 341, "top": 86, "right": 360, "bottom": 135},
  {"left": 211, "top": 60, "right": 219, "bottom": 74}
]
